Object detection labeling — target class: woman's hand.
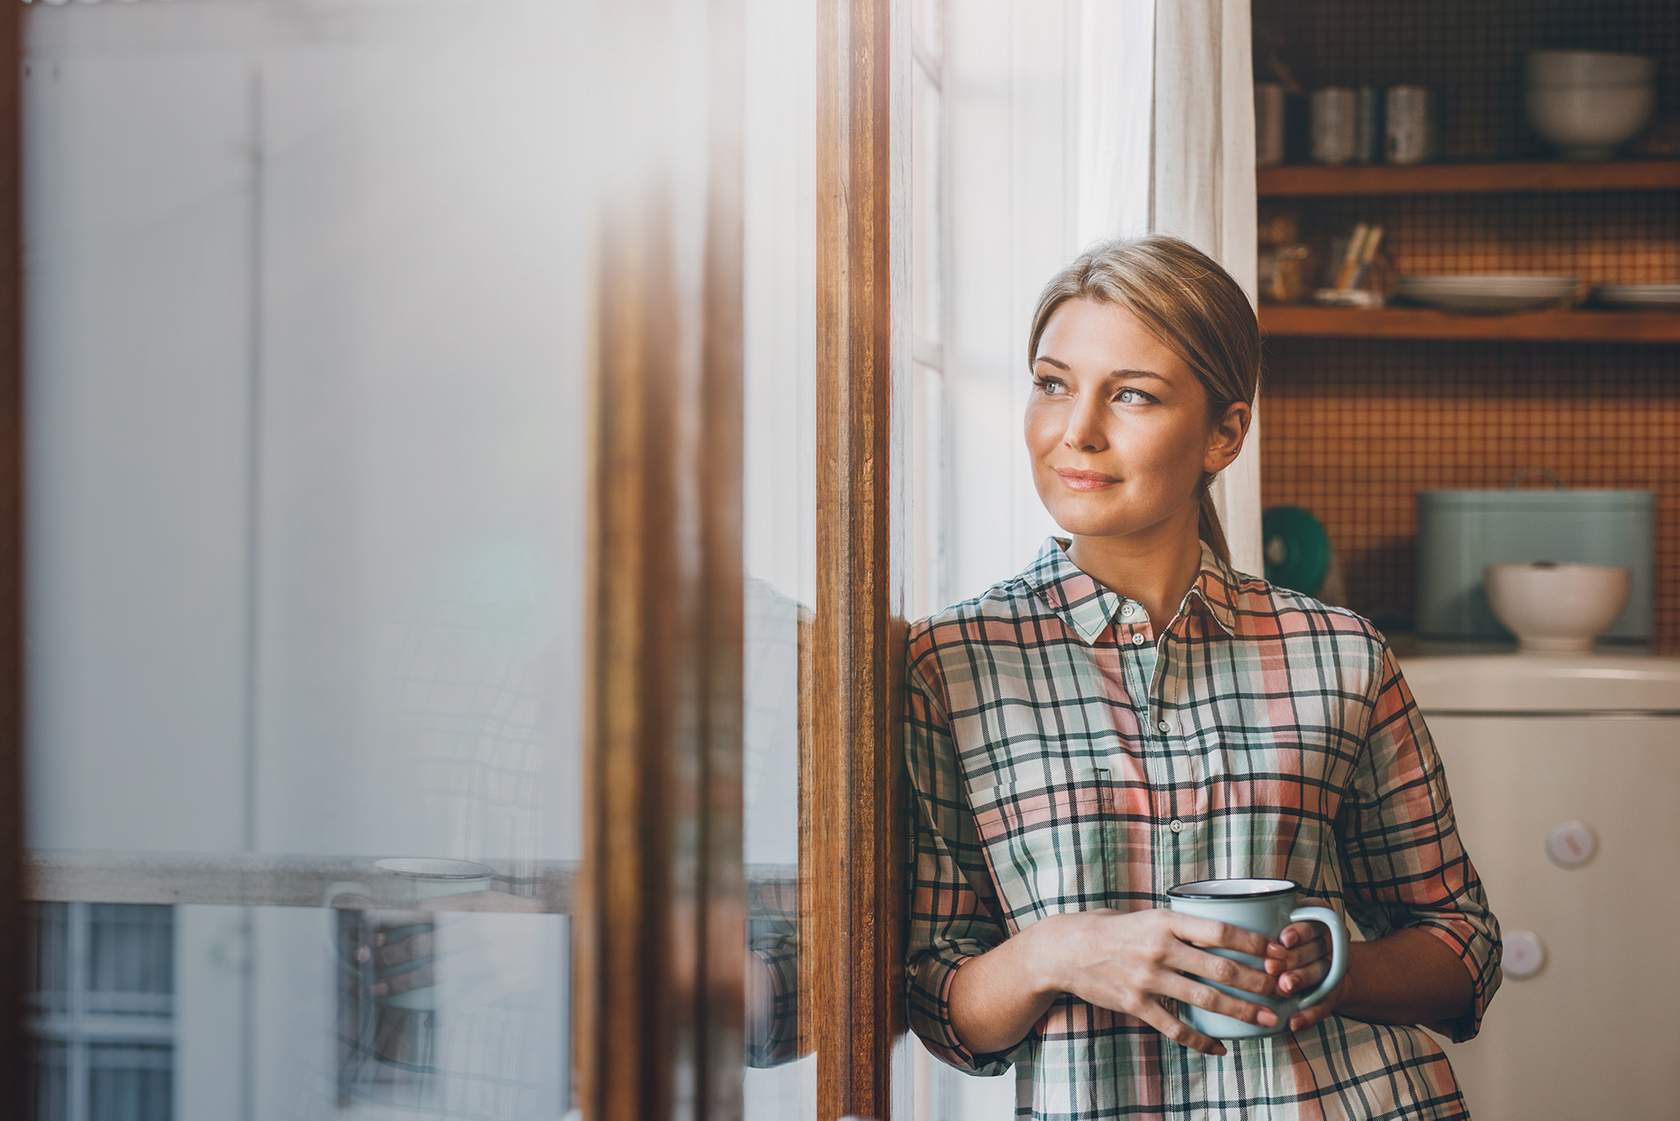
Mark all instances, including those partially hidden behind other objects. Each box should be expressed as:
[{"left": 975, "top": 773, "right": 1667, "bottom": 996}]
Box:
[
  {"left": 1035, "top": 908, "right": 1283, "bottom": 1057},
  {"left": 1265, "top": 903, "right": 1357, "bottom": 1032}
]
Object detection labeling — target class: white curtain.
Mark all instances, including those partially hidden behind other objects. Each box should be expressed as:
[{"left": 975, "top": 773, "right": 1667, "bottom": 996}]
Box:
[
  {"left": 944, "top": 0, "right": 1261, "bottom": 609},
  {"left": 1070, "top": 0, "right": 1263, "bottom": 578}
]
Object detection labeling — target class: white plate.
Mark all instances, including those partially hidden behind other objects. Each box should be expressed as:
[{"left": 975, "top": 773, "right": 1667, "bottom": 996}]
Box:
[
  {"left": 1400, "top": 291, "right": 1575, "bottom": 313},
  {"left": 1591, "top": 284, "right": 1680, "bottom": 309},
  {"left": 1397, "top": 273, "right": 1580, "bottom": 294},
  {"left": 1395, "top": 274, "right": 1579, "bottom": 314}
]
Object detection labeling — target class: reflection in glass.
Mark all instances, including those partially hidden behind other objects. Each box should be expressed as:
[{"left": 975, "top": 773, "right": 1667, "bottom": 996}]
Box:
[
  {"left": 22, "top": 1, "right": 594, "bottom": 1117},
  {"left": 741, "top": 0, "right": 817, "bottom": 1112}
]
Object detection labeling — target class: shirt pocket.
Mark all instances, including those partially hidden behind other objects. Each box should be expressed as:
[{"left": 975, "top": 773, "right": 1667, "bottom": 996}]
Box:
[{"left": 965, "top": 759, "right": 1111, "bottom": 927}]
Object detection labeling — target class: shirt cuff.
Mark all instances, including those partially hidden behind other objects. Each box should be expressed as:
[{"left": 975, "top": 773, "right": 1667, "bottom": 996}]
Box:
[
  {"left": 1412, "top": 918, "right": 1502, "bottom": 1043},
  {"left": 907, "top": 941, "right": 1024, "bottom": 1076}
]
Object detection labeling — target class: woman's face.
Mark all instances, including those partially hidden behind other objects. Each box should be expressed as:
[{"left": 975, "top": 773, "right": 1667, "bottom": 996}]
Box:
[{"left": 1025, "top": 297, "right": 1236, "bottom": 539}]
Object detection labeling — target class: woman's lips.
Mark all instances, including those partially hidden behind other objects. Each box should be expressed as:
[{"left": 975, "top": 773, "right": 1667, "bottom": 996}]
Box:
[{"left": 1054, "top": 468, "right": 1120, "bottom": 492}]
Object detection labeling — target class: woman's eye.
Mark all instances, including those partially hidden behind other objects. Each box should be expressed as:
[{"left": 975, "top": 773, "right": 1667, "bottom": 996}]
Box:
[
  {"left": 1114, "top": 387, "right": 1154, "bottom": 405},
  {"left": 1033, "top": 376, "right": 1068, "bottom": 396}
]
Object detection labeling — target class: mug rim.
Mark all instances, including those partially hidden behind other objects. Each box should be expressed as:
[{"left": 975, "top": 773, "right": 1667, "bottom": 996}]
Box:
[{"left": 1166, "top": 876, "right": 1299, "bottom": 901}]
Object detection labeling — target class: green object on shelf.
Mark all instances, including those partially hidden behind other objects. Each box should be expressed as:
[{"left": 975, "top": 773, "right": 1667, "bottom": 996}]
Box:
[{"left": 1262, "top": 506, "right": 1331, "bottom": 595}]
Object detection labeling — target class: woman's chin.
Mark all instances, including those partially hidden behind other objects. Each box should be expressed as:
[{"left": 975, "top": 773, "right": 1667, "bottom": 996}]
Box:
[{"left": 1046, "top": 502, "right": 1129, "bottom": 538}]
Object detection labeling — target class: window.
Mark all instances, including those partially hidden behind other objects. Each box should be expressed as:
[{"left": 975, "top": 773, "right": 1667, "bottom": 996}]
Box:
[
  {"left": 28, "top": 904, "right": 176, "bottom": 1121},
  {"left": 910, "top": 0, "right": 947, "bottom": 621}
]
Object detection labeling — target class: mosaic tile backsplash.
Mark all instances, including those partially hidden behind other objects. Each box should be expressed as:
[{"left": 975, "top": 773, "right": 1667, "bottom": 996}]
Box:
[{"left": 1258, "top": 338, "right": 1679, "bottom": 651}]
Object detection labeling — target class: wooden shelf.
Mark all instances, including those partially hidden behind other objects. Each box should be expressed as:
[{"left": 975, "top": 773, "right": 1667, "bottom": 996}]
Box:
[
  {"left": 1259, "top": 305, "right": 1680, "bottom": 343},
  {"left": 1257, "top": 160, "right": 1680, "bottom": 198}
]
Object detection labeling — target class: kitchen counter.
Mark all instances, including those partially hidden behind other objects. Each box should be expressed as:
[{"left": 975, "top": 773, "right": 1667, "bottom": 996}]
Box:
[{"left": 1382, "top": 632, "right": 1680, "bottom": 712}]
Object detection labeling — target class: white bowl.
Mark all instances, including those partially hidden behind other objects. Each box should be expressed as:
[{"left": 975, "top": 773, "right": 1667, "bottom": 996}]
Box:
[
  {"left": 1485, "top": 561, "right": 1631, "bottom": 653},
  {"left": 1525, "top": 49, "right": 1655, "bottom": 87},
  {"left": 1525, "top": 83, "right": 1654, "bottom": 159}
]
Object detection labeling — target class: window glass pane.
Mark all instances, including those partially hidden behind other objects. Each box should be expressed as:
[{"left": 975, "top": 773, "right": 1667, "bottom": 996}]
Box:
[
  {"left": 28, "top": 903, "right": 69, "bottom": 1015},
  {"left": 910, "top": 364, "right": 946, "bottom": 617},
  {"left": 742, "top": 0, "right": 816, "bottom": 1114},
  {"left": 88, "top": 1043, "right": 173, "bottom": 1121},
  {"left": 86, "top": 905, "right": 174, "bottom": 1016},
  {"left": 914, "top": 0, "right": 943, "bottom": 67},
  {"left": 913, "top": 61, "right": 942, "bottom": 347},
  {"left": 22, "top": 3, "right": 596, "bottom": 1117},
  {"left": 30, "top": 1039, "right": 69, "bottom": 1121}
]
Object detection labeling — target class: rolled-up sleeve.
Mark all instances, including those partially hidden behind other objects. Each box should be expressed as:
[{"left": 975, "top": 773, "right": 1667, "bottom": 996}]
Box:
[
  {"left": 1337, "top": 635, "right": 1504, "bottom": 1043},
  {"left": 902, "top": 651, "right": 1026, "bottom": 1076}
]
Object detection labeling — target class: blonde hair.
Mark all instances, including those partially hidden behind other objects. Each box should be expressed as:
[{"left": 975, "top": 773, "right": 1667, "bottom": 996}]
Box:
[{"left": 1027, "top": 235, "right": 1258, "bottom": 566}]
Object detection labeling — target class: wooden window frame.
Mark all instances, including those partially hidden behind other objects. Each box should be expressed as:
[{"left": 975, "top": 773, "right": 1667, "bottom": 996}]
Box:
[
  {"left": 811, "top": 0, "right": 913, "bottom": 1119},
  {"left": 577, "top": 0, "right": 912, "bottom": 1117}
]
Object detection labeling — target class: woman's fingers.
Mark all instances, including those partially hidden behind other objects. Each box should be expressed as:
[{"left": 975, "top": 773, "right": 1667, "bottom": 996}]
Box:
[
  {"left": 1157, "top": 972, "right": 1279, "bottom": 1029},
  {"left": 1277, "top": 955, "right": 1329, "bottom": 996},
  {"left": 1130, "top": 996, "right": 1229, "bottom": 1057},
  {"left": 1171, "top": 913, "right": 1273, "bottom": 960},
  {"left": 1167, "top": 943, "right": 1277, "bottom": 1000},
  {"left": 1266, "top": 923, "right": 1327, "bottom": 975},
  {"left": 374, "top": 929, "right": 435, "bottom": 968},
  {"left": 370, "top": 960, "right": 435, "bottom": 997}
]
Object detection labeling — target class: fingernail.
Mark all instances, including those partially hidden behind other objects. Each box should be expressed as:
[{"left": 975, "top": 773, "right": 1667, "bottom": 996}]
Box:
[
  {"left": 1283, "top": 932, "right": 1296, "bottom": 947},
  {"left": 1258, "top": 1010, "right": 1278, "bottom": 1026},
  {"left": 1215, "top": 1044, "right": 1228, "bottom": 1055},
  {"left": 1281, "top": 975, "right": 1294, "bottom": 992},
  {"left": 355, "top": 946, "right": 370, "bottom": 963}
]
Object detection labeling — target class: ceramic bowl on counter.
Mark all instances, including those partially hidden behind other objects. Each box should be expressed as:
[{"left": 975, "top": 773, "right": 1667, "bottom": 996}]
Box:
[{"left": 1485, "top": 560, "right": 1632, "bottom": 653}]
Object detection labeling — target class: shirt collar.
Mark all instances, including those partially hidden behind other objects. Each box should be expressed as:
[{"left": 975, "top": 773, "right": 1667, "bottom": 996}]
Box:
[{"left": 1022, "top": 536, "right": 1239, "bottom": 646}]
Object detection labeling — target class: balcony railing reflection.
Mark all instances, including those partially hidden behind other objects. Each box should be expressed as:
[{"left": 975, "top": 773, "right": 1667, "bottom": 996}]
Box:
[{"left": 24, "top": 851, "right": 799, "bottom": 914}]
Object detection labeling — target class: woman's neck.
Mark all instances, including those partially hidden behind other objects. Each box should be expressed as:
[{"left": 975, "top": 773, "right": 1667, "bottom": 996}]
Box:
[{"left": 1065, "top": 522, "right": 1203, "bottom": 630}]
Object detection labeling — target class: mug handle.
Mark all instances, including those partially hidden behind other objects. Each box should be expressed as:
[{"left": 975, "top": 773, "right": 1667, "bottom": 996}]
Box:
[{"left": 1287, "top": 906, "right": 1349, "bottom": 1011}]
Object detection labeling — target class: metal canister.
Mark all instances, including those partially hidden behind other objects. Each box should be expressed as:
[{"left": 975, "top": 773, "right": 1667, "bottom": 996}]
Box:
[
  {"left": 1354, "top": 86, "right": 1381, "bottom": 164},
  {"left": 1385, "top": 85, "right": 1434, "bottom": 164},
  {"left": 1309, "top": 87, "right": 1358, "bottom": 165}
]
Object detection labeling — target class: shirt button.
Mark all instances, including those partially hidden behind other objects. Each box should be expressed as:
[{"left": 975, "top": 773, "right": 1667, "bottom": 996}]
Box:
[
  {"left": 1131, "top": 633, "right": 1146, "bottom": 646},
  {"left": 1169, "top": 818, "right": 1185, "bottom": 833},
  {"left": 1157, "top": 718, "right": 1172, "bottom": 733},
  {"left": 1122, "top": 603, "right": 1136, "bottom": 616}
]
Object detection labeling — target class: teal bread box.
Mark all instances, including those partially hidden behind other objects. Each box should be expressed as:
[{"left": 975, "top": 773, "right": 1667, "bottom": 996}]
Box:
[{"left": 1415, "top": 488, "right": 1654, "bottom": 643}]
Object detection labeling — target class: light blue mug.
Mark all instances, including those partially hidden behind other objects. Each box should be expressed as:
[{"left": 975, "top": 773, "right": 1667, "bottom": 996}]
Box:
[{"left": 1165, "top": 877, "right": 1349, "bottom": 1040}]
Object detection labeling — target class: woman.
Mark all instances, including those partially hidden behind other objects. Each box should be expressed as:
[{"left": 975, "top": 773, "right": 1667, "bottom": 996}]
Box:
[{"left": 903, "top": 235, "right": 1502, "bottom": 1120}]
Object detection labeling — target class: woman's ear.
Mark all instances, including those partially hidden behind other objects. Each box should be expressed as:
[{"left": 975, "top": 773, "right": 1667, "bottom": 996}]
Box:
[{"left": 1205, "top": 401, "right": 1250, "bottom": 473}]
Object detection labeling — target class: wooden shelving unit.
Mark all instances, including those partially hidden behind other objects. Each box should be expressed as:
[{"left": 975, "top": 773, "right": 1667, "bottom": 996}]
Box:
[
  {"left": 1259, "top": 161, "right": 1680, "bottom": 341},
  {"left": 1260, "top": 304, "right": 1680, "bottom": 342},
  {"left": 1257, "top": 159, "right": 1680, "bottom": 198}
]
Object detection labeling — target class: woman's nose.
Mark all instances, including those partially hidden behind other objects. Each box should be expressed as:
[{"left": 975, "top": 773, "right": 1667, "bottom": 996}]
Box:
[{"left": 1062, "top": 398, "right": 1108, "bottom": 452}]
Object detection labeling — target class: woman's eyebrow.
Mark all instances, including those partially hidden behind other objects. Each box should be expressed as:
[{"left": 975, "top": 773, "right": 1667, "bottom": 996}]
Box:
[{"left": 1032, "top": 355, "right": 1169, "bottom": 382}]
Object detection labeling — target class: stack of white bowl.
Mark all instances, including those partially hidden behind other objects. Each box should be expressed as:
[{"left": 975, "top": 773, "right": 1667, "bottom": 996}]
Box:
[{"left": 1524, "top": 50, "right": 1655, "bottom": 160}]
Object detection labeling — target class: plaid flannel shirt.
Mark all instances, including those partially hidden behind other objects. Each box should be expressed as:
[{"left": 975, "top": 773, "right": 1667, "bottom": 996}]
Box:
[{"left": 903, "top": 536, "right": 1502, "bottom": 1120}]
